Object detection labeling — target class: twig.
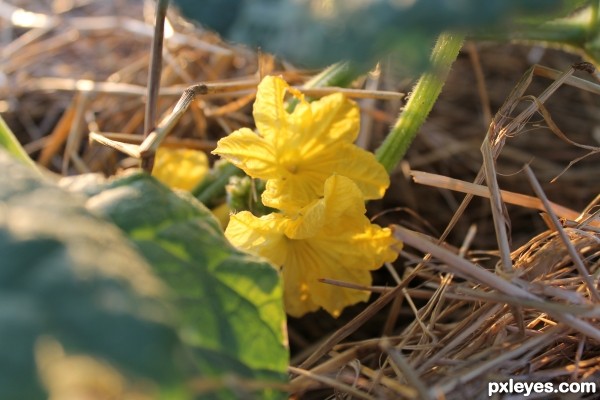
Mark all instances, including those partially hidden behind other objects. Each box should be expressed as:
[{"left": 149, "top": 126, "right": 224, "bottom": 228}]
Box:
[
  {"left": 410, "top": 170, "right": 595, "bottom": 224},
  {"left": 62, "top": 92, "right": 91, "bottom": 174},
  {"left": 143, "top": 0, "right": 169, "bottom": 171},
  {"left": 290, "top": 348, "right": 360, "bottom": 386},
  {"left": 288, "top": 366, "right": 375, "bottom": 400},
  {"left": 534, "top": 64, "right": 600, "bottom": 95},
  {"left": 139, "top": 84, "right": 208, "bottom": 156},
  {"left": 454, "top": 286, "right": 600, "bottom": 317},
  {"left": 431, "top": 326, "right": 562, "bottom": 397},
  {"left": 17, "top": 76, "right": 402, "bottom": 100},
  {"left": 481, "top": 137, "right": 523, "bottom": 351},
  {"left": 380, "top": 338, "right": 431, "bottom": 400},
  {"left": 416, "top": 303, "right": 503, "bottom": 373},
  {"left": 38, "top": 99, "right": 77, "bottom": 167},
  {"left": 436, "top": 63, "right": 580, "bottom": 249},
  {"left": 481, "top": 138, "right": 513, "bottom": 273},
  {"left": 524, "top": 165, "right": 600, "bottom": 302},
  {"left": 392, "top": 225, "right": 600, "bottom": 341},
  {"left": 465, "top": 42, "right": 492, "bottom": 126},
  {"left": 89, "top": 132, "right": 141, "bottom": 158},
  {"left": 298, "top": 269, "right": 423, "bottom": 370}
]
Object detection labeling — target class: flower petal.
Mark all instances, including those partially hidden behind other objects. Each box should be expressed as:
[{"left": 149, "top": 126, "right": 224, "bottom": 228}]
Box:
[
  {"left": 253, "top": 76, "right": 291, "bottom": 147},
  {"left": 283, "top": 239, "right": 372, "bottom": 318},
  {"left": 321, "top": 175, "right": 366, "bottom": 221},
  {"left": 308, "top": 93, "right": 359, "bottom": 145},
  {"left": 152, "top": 147, "right": 208, "bottom": 191},
  {"left": 281, "top": 247, "right": 320, "bottom": 317},
  {"left": 224, "top": 211, "right": 287, "bottom": 266},
  {"left": 280, "top": 177, "right": 400, "bottom": 317},
  {"left": 281, "top": 197, "right": 326, "bottom": 240},
  {"left": 352, "top": 224, "right": 403, "bottom": 269},
  {"left": 212, "top": 128, "right": 279, "bottom": 180},
  {"left": 226, "top": 200, "right": 401, "bottom": 318},
  {"left": 347, "top": 225, "right": 401, "bottom": 269},
  {"left": 261, "top": 143, "right": 389, "bottom": 212},
  {"left": 325, "top": 143, "right": 390, "bottom": 200},
  {"left": 261, "top": 172, "right": 323, "bottom": 213},
  {"left": 268, "top": 175, "right": 366, "bottom": 238},
  {"left": 307, "top": 263, "right": 373, "bottom": 318},
  {"left": 299, "top": 226, "right": 398, "bottom": 317},
  {"left": 279, "top": 94, "right": 359, "bottom": 169}
]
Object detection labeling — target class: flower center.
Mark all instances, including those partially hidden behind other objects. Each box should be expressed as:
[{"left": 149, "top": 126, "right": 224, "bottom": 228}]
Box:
[{"left": 280, "top": 159, "right": 298, "bottom": 174}]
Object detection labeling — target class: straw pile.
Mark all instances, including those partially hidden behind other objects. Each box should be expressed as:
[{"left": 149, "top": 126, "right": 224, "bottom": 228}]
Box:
[
  {"left": 1, "top": 1, "right": 599, "bottom": 399},
  {"left": 0, "top": 0, "right": 266, "bottom": 174}
]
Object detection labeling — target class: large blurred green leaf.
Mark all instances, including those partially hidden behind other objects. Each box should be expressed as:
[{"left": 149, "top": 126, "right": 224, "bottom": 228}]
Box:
[
  {"left": 173, "top": 0, "right": 568, "bottom": 69},
  {"left": 85, "top": 172, "right": 288, "bottom": 399},
  {"left": 0, "top": 150, "right": 181, "bottom": 400}
]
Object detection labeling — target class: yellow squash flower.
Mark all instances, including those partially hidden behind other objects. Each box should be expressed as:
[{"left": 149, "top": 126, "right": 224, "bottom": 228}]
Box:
[
  {"left": 152, "top": 147, "right": 208, "bottom": 191},
  {"left": 225, "top": 175, "right": 401, "bottom": 318},
  {"left": 213, "top": 76, "right": 389, "bottom": 212}
]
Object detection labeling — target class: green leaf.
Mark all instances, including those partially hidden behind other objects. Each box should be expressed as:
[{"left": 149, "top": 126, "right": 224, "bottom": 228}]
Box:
[
  {"left": 85, "top": 172, "right": 289, "bottom": 399},
  {"left": 0, "top": 114, "right": 37, "bottom": 170},
  {"left": 173, "top": 0, "right": 565, "bottom": 69},
  {"left": 0, "top": 150, "right": 181, "bottom": 400}
]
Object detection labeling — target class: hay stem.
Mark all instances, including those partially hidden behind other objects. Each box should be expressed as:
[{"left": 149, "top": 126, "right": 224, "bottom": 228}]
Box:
[
  {"left": 380, "top": 338, "right": 431, "bottom": 400},
  {"left": 524, "top": 165, "right": 600, "bottom": 302},
  {"left": 288, "top": 366, "right": 375, "bottom": 400},
  {"left": 411, "top": 170, "right": 597, "bottom": 225},
  {"left": 393, "top": 225, "right": 600, "bottom": 341},
  {"left": 142, "top": 0, "right": 169, "bottom": 171}
]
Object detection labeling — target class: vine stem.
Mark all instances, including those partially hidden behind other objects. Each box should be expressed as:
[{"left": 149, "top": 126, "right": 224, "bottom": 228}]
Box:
[
  {"left": 472, "top": 2, "right": 600, "bottom": 66},
  {"left": 375, "top": 32, "right": 465, "bottom": 173},
  {"left": 143, "top": 0, "right": 170, "bottom": 172}
]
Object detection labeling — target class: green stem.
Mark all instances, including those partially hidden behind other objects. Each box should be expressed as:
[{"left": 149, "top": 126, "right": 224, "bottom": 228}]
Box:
[
  {"left": 474, "top": 16, "right": 589, "bottom": 48},
  {"left": 375, "top": 32, "right": 465, "bottom": 173},
  {"left": 509, "top": 23, "right": 588, "bottom": 45},
  {"left": 0, "top": 114, "right": 37, "bottom": 170},
  {"left": 287, "top": 61, "right": 363, "bottom": 111},
  {"left": 472, "top": 3, "right": 600, "bottom": 65},
  {"left": 302, "top": 61, "right": 363, "bottom": 89},
  {"left": 592, "top": 0, "right": 600, "bottom": 37},
  {"left": 192, "top": 161, "right": 244, "bottom": 208}
]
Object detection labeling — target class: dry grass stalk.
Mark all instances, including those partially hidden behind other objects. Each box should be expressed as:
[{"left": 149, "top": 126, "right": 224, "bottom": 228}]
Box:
[{"left": 410, "top": 170, "right": 599, "bottom": 226}]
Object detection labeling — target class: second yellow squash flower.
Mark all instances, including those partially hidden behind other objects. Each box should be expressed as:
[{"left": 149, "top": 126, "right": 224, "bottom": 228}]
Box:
[
  {"left": 225, "top": 175, "right": 398, "bottom": 317},
  {"left": 152, "top": 147, "right": 208, "bottom": 191}
]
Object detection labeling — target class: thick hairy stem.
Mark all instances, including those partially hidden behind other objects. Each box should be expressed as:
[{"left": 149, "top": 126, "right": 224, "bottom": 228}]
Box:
[{"left": 375, "top": 33, "right": 465, "bottom": 173}]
